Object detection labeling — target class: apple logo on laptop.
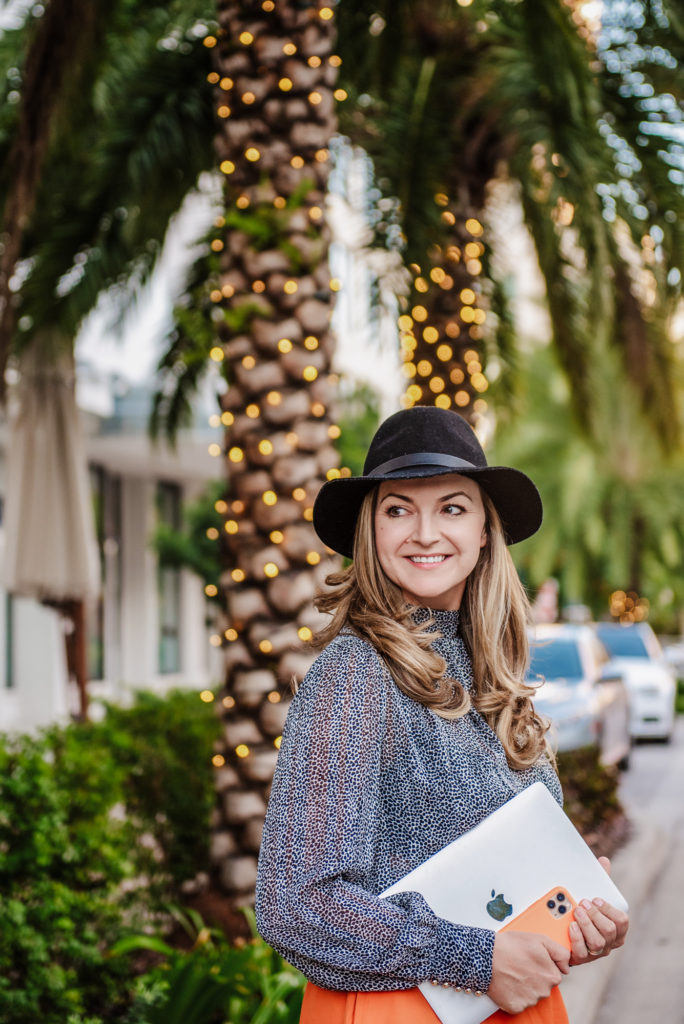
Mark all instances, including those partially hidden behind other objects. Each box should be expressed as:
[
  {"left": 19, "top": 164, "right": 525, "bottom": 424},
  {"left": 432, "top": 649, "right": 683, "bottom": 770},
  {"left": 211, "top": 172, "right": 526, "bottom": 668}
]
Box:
[{"left": 487, "top": 889, "right": 513, "bottom": 922}]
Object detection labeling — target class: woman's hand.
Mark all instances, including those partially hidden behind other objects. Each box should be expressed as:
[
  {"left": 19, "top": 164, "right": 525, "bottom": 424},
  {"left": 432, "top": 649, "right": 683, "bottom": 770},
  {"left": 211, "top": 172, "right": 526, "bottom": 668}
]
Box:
[
  {"left": 569, "top": 856, "right": 629, "bottom": 965},
  {"left": 489, "top": 930, "right": 571, "bottom": 1015}
]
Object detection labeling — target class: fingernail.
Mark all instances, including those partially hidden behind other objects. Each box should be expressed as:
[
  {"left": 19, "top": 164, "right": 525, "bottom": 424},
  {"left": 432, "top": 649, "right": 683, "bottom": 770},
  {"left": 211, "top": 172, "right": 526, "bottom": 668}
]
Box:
[
  {"left": 581, "top": 899, "right": 592, "bottom": 910},
  {"left": 593, "top": 898, "right": 604, "bottom": 908},
  {"left": 575, "top": 906, "right": 587, "bottom": 921},
  {"left": 569, "top": 922, "right": 580, "bottom": 936}
]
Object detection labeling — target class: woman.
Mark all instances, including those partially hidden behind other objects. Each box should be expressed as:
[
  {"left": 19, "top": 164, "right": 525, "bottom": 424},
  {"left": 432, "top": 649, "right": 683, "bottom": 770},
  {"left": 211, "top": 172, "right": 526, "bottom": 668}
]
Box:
[{"left": 255, "top": 407, "right": 628, "bottom": 1024}]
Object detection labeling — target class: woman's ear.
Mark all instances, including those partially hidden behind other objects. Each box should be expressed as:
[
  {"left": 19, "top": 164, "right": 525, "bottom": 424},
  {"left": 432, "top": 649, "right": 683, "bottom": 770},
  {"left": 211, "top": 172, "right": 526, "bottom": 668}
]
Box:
[{"left": 480, "top": 526, "right": 488, "bottom": 549}]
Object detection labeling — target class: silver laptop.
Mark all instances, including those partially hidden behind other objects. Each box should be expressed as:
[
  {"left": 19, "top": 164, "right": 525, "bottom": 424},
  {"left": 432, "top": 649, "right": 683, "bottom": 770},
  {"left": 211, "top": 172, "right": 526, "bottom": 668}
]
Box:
[{"left": 381, "top": 781, "right": 628, "bottom": 1024}]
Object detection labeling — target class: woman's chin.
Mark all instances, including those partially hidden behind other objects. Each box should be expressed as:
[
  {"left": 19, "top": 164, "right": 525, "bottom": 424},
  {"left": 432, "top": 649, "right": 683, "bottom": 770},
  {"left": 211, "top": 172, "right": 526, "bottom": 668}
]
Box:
[{"left": 401, "top": 587, "right": 463, "bottom": 611}]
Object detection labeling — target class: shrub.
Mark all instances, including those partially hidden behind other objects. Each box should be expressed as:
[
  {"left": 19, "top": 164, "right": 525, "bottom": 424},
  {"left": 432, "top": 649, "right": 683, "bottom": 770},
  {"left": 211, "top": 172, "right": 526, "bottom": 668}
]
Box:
[
  {"left": 0, "top": 689, "right": 221, "bottom": 1024},
  {"left": 95, "top": 690, "right": 222, "bottom": 891},
  {"left": 676, "top": 678, "right": 684, "bottom": 715},
  {"left": 0, "top": 729, "right": 134, "bottom": 1021},
  {"left": 112, "top": 909, "right": 305, "bottom": 1024},
  {"left": 557, "top": 745, "right": 623, "bottom": 844}
]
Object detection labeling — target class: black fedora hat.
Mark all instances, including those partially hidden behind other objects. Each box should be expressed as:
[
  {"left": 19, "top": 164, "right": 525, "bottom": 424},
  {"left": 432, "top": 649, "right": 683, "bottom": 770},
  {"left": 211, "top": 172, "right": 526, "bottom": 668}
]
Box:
[{"left": 313, "top": 406, "right": 542, "bottom": 558}]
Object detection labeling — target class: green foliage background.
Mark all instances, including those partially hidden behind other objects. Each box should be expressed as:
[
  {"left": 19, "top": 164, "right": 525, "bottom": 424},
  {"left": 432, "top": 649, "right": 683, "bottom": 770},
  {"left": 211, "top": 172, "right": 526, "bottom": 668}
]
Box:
[
  {"left": 490, "top": 343, "right": 684, "bottom": 630},
  {"left": 0, "top": 690, "right": 221, "bottom": 1024}
]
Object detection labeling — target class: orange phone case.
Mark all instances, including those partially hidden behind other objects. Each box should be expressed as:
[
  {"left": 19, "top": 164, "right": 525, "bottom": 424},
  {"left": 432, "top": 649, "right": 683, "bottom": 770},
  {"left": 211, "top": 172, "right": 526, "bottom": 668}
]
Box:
[{"left": 501, "top": 887, "right": 577, "bottom": 949}]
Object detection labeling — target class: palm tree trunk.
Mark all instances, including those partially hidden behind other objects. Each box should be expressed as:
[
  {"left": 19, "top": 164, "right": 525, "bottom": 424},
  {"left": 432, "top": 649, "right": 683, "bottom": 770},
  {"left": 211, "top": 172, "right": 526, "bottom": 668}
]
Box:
[
  {"left": 401, "top": 217, "right": 488, "bottom": 424},
  {"left": 208, "top": 0, "right": 340, "bottom": 902},
  {"left": 58, "top": 598, "right": 90, "bottom": 721}
]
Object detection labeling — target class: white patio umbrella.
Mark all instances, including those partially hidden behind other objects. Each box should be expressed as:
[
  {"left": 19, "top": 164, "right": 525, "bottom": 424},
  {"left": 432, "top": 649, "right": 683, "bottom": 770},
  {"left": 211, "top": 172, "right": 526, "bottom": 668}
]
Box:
[{"left": 2, "top": 343, "right": 100, "bottom": 716}]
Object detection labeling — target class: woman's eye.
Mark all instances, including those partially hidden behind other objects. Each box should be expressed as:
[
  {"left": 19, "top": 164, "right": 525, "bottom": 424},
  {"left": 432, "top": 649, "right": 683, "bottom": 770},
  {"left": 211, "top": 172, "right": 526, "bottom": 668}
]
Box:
[
  {"left": 443, "top": 504, "right": 464, "bottom": 515},
  {"left": 385, "top": 505, "right": 407, "bottom": 517}
]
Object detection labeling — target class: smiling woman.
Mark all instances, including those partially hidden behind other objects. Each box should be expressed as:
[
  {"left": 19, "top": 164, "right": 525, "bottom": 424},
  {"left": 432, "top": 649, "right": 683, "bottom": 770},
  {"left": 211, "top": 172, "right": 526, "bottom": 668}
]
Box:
[
  {"left": 255, "top": 407, "right": 630, "bottom": 1024},
  {"left": 374, "top": 475, "right": 487, "bottom": 611}
]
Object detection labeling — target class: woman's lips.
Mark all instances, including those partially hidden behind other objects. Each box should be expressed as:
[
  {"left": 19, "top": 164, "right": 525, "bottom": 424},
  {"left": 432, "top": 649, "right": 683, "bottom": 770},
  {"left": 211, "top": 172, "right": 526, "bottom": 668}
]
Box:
[{"left": 405, "top": 554, "right": 450, "bottom": 566}]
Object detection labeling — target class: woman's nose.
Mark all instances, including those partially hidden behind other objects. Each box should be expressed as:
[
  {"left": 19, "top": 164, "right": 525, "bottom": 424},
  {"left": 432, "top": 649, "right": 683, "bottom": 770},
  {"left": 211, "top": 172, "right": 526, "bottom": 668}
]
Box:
[{"left": 410, "top": 513, "right": 440, "bottom": 546}]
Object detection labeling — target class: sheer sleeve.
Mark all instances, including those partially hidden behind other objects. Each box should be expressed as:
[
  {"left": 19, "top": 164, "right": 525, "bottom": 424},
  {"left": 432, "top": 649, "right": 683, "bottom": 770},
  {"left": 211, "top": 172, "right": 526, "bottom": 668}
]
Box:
[{"left": 255, "top": 635, "right": 494, "bottom": 992}]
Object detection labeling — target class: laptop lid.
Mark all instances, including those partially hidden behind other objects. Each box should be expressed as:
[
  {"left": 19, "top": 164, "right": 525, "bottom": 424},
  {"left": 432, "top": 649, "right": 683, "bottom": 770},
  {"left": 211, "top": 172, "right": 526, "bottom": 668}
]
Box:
[{"left": 381, "top": 781, "right": 627, "bottom": 1024}]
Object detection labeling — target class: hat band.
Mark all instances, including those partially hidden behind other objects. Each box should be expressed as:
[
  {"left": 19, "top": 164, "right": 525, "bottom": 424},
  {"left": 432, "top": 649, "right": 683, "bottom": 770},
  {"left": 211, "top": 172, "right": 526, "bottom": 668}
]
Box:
[{"left": 367, "top": 452, "right": 480, "bottom": 477}]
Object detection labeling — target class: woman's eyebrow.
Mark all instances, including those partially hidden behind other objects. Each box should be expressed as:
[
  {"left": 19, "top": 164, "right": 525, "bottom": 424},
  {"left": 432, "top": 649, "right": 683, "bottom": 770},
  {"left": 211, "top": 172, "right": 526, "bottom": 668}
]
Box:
[
  {"left": 378, "top": 489, "right": 473, "bottom": 504},
  {"left": 379, "top": 491, "right": 414, "bottom": 503},
  {"left": 439, "top": 490, "right": 472, "bottom": 502}
]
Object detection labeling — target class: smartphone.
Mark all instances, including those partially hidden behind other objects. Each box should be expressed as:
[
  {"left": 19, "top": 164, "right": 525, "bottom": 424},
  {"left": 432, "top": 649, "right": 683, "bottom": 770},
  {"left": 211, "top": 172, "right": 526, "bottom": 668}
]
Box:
[{"left": 501, "top": 887, "right": 577, "bottom": 949}]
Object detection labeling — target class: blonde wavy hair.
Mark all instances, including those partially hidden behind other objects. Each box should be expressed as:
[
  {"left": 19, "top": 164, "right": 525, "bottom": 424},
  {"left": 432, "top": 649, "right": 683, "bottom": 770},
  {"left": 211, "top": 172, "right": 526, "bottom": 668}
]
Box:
[{"left": 315, "top": 484, "right": 552, "bottom": 771}]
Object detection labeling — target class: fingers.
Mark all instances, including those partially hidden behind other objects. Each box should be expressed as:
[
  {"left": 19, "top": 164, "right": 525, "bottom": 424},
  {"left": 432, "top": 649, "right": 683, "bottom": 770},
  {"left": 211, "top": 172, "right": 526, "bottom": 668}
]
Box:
[
  {"left": 570, "top": 919, "right": 603, "bottom": 961},
  {"left": 570, "top": 897, "right": 629, "bottom": 966},
  {"left": 490, "top": 931, "right": 568, "bottom": 1015},
  {"left": 583, "top": 898, "right": 629, "bottom": 946},
  {"left": 578, "top": 899, "right": 617, "bottom": 950},
  {"left": 594, "top": 899, "right": 629, "bottom": 940},
  {"left": 540, "top": 935, "right": 571, "bottom": 974},
  {"left": 598, "top": 856, "right": 611, "bottom": 875}
]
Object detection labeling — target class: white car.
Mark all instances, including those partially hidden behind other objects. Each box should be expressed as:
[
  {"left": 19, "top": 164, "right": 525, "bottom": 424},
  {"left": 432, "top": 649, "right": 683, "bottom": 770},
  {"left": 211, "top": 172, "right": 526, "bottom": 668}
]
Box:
[
  {"left": 594, "top": 622, "right": 677, "bottom": 742},
  {"left": 527, "top": 624, "right": 632, "bottom": 769},
  {"left": 663, "top": 640, "right": 684, "bottom": 681}
]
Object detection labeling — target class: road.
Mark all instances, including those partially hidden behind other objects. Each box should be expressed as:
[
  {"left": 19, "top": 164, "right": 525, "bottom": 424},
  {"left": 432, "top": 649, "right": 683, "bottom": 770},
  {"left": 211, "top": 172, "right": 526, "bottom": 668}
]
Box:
[{"left": 592, "top": 714, "right": 684, "bottom": 1024}]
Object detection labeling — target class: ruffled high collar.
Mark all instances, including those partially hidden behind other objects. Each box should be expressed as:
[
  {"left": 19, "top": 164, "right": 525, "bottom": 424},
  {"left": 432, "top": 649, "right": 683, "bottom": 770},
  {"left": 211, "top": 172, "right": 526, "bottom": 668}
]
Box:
[{"left": 409, "top": 605, "right": 461, "bottom": 635}]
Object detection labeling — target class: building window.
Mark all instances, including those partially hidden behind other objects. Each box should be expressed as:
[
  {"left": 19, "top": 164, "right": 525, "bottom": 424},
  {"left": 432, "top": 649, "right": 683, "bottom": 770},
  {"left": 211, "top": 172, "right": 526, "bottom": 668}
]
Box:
[
  {"left": 89, "top": 466, "right": 106, "bottom": 681},
  {"left": 4, "top": 592, "right": 14, "bottom": 689},
  {"left": 157, "top": 482, "right": 182, "bottom": 674},
  {"left": 0, "top": 496, "right": 12, "bottom": 689},
  {"left": 88, "top": 466, "right": 122, "bottom": 682}
]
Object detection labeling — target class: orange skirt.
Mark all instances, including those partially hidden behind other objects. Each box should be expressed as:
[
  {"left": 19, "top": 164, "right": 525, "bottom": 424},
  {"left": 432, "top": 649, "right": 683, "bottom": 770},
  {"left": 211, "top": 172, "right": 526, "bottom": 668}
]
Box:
[{"left": 300, "top": 981, "right": 568, "bottom": 1024}]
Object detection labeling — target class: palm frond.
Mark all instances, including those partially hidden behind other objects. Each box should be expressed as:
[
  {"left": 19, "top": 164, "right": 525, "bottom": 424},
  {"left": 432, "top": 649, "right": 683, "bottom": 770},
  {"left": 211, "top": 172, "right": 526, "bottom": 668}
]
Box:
[
  {"left": 0, "top": 0, "right": 120, "bottom": 386},
  {"left": 150, "top": 250, "right": 220, "bottom": 444},
  {"left": 0, "top": 24, "right": 30, "bottom": 195},
  {"left": 338, "top": 0, "right": 684, "bottom": 442},
  {"left": 490, "top": 342, "right": 684, "bottom": 619},
  {"left": 15, "top": 21, "right": 216, "bottom": 345}
]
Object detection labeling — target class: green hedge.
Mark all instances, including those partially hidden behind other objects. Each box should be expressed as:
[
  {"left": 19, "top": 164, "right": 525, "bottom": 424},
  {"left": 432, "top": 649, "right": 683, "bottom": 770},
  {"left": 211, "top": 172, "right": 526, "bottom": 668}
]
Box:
[
  {"left": 112, "top": 909, "right": 305, "bottom": 1024},
  {"left": 676, "top": 678, "right": 684, "bottom": 715},
  {"left": 0, "top": 690, "right": 221, "bottom": 1024},
  {"left": 557, "top": 745, "right": 622, "bottom": 841}
]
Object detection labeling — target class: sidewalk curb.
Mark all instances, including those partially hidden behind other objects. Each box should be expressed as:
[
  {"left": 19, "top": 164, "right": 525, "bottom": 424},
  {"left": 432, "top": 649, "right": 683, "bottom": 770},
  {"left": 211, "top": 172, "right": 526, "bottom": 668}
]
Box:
[{"left": 561, "top": 806, "right": 668, "bottom": 1023}]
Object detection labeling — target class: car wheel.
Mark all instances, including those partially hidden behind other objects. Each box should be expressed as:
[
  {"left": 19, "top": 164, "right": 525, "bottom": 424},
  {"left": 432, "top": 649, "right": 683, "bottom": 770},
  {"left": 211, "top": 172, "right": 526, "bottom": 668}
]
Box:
[{"left": 617, "top": 751, "right": 631, "bottom": 771}]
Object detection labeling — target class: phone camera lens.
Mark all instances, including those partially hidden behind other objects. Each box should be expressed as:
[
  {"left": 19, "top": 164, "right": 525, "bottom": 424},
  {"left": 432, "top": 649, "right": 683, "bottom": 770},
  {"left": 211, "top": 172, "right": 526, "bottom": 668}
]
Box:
[
  {"left": 557, "top": 893, "right": 565, "bottom": 901},
  {"left": 547, "top": 900, "right": 556, "bottom": 909},
  {"left": 558, "top": 904, "right": 567, "bottom": 914}
]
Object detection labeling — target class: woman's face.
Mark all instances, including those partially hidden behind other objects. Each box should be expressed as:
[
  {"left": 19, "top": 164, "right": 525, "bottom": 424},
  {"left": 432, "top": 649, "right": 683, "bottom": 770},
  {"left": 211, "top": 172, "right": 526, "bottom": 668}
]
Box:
[{"left": 374, "top": 474, "right": 487, "bottom": 611}]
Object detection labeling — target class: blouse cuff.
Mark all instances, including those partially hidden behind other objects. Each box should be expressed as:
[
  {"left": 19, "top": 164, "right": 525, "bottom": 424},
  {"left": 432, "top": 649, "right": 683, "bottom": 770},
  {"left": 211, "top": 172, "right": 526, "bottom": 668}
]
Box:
[{"left": 427, "top": 919, "right": 495, "bottom": 994}]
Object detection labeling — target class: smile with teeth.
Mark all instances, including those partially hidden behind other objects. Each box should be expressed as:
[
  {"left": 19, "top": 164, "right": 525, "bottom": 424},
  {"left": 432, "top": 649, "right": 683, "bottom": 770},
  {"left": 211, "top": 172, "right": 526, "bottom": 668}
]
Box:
[{"left": 407, "top": 554, "right": 449, "bottom": 564}]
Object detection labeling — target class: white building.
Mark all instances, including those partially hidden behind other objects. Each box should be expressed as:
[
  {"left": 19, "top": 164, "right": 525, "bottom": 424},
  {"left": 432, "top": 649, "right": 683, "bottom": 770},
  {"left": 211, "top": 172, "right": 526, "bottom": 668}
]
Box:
[{"left": 0, "top": 364, "right": 223, "bottom": 734}]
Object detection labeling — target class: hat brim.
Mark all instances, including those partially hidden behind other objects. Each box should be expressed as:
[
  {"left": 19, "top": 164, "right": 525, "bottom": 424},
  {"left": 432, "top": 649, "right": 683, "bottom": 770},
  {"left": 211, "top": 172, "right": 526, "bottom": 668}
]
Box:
[{"left": 313, "top": 465, "right": 542, "bottom": 559}]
